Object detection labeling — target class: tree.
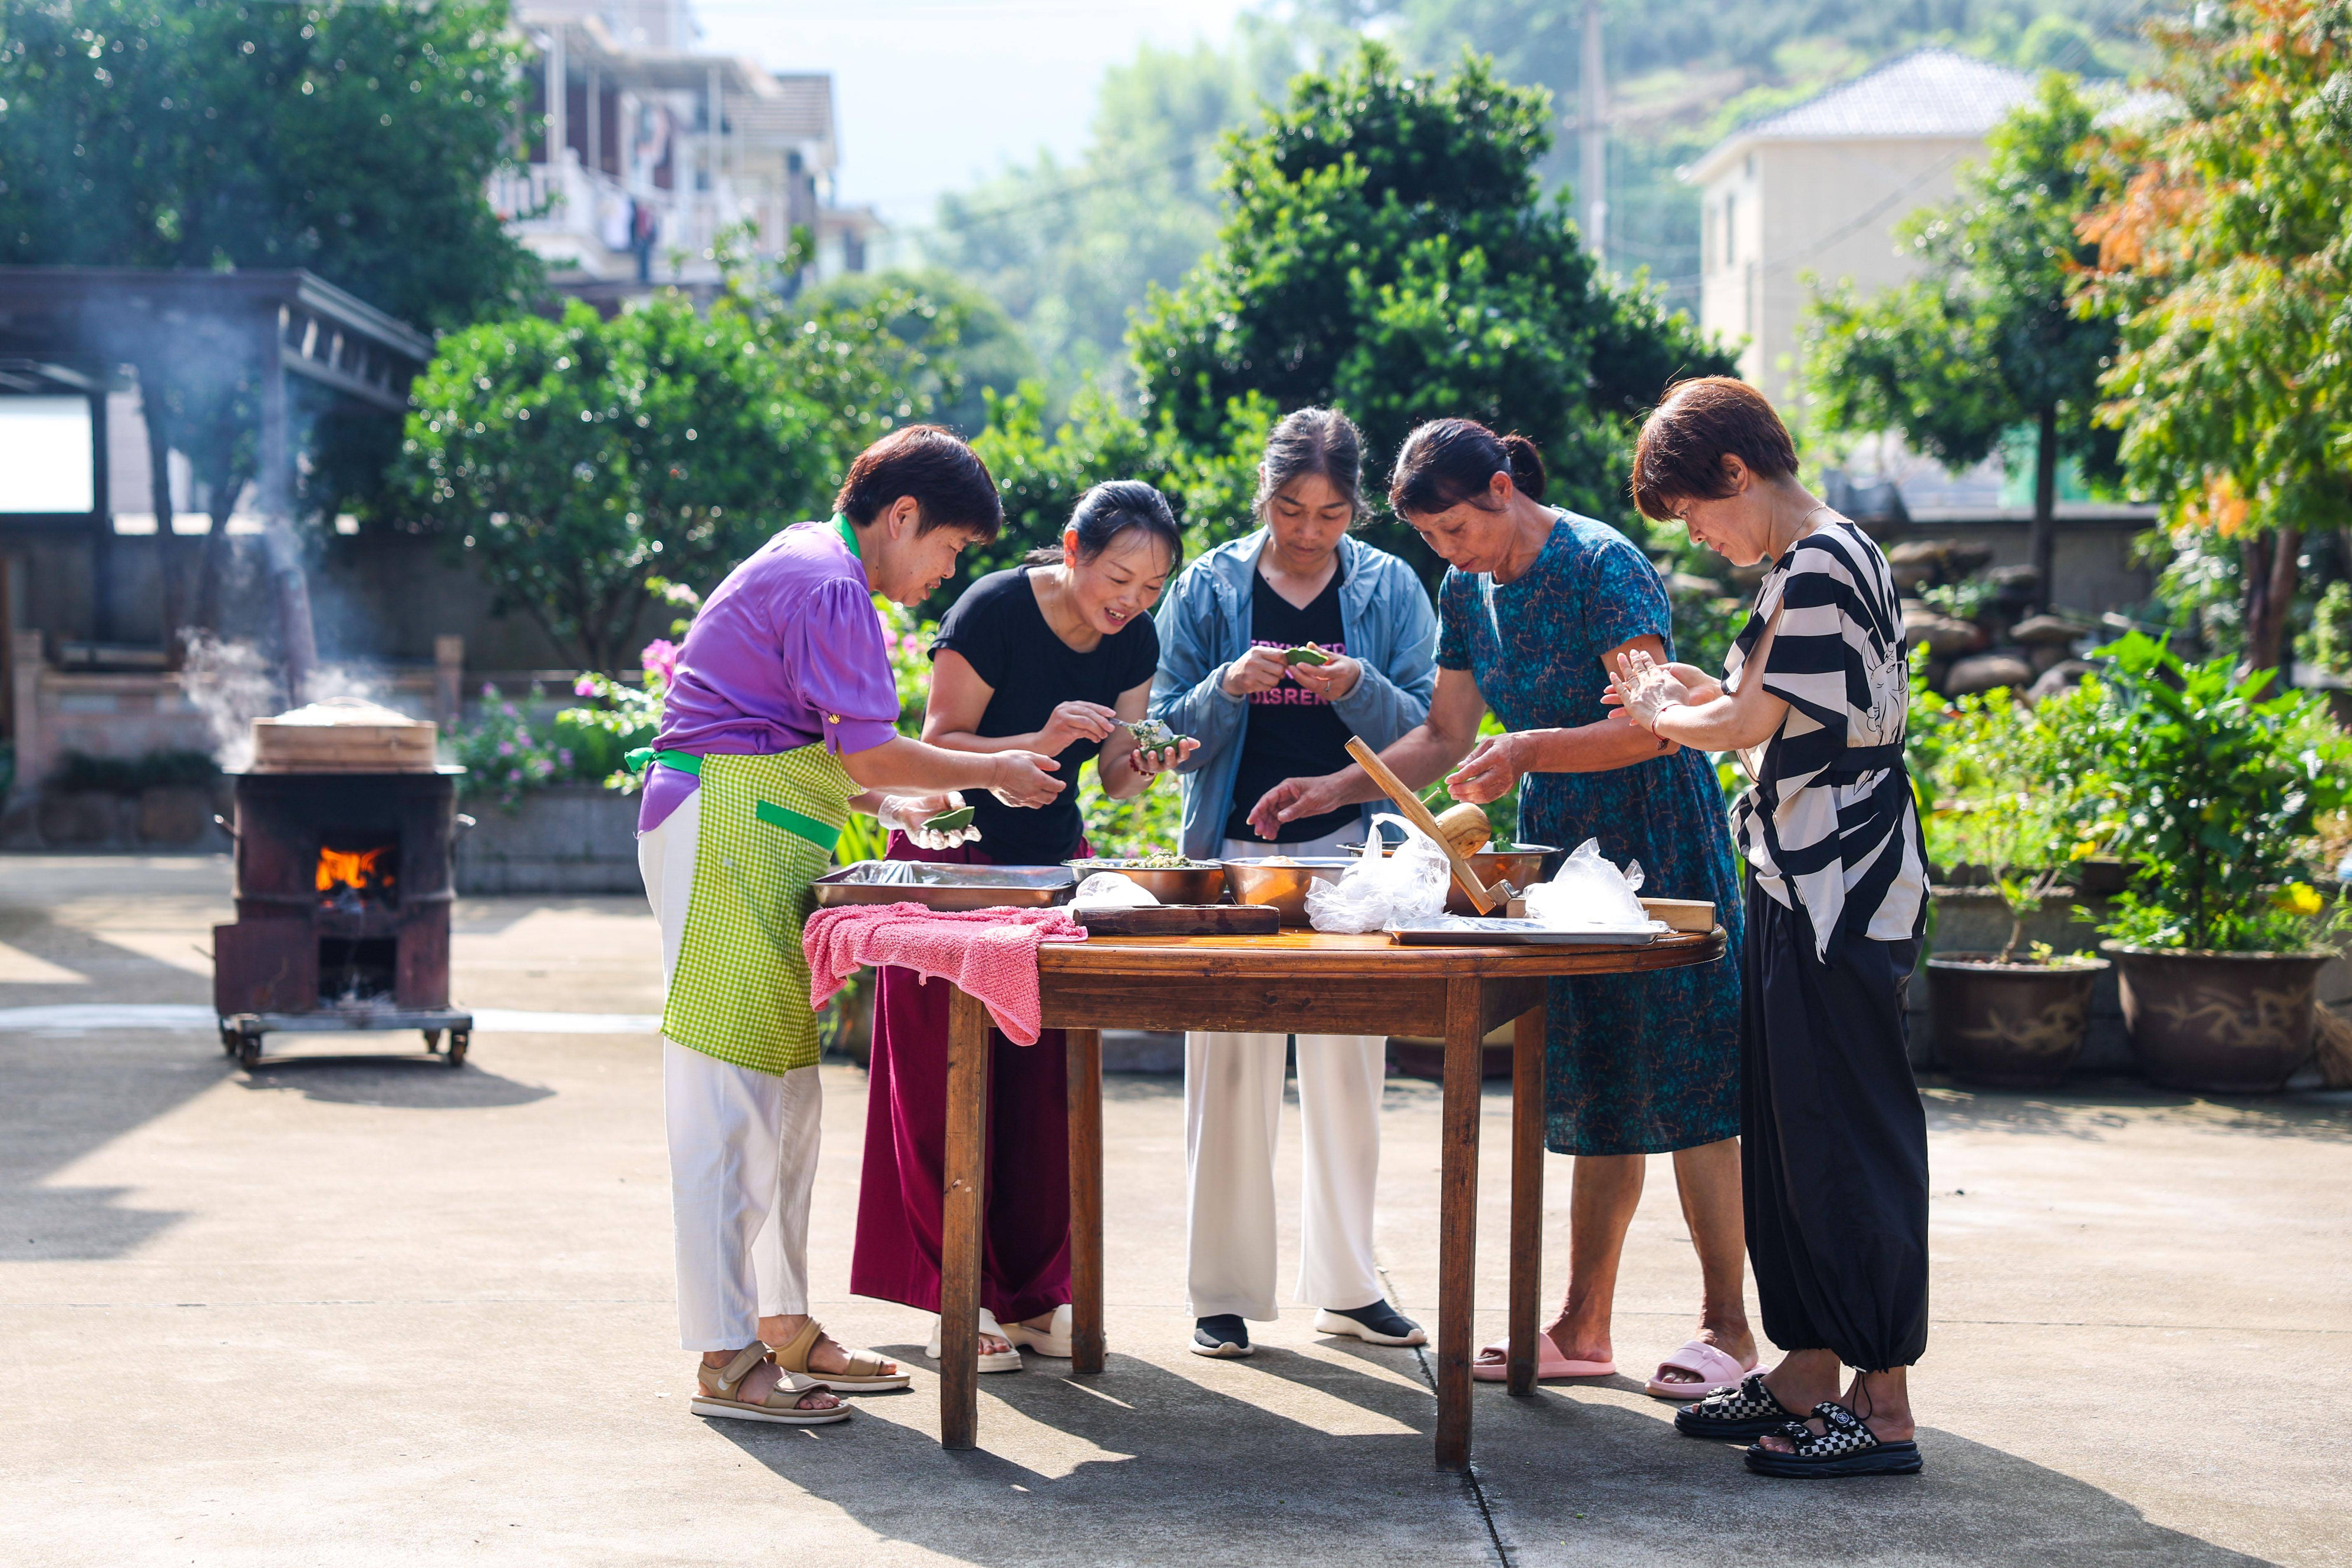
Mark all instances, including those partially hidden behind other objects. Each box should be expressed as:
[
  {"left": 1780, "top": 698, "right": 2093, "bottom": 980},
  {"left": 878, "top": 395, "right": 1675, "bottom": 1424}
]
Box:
[
  {"left": 797, "top": 268, "right": 1037, "bottom": 439},
  {"left": 926, "top": 27, "right": 1299, "bottom": 405},
  {"left": 1130, "top": 40, "right": 1730, "bottom": 576},
  {"left": 0, "top": 0, "right": 540, "bottom": 675},
  {"left": 397, "top": 280, "right": 962, "bottom": 671},
  {"left": 2077, "top": 0, "right": 2352, "bottom": 676},
  {"left": 1804, "top": 72, "right": 2122, "bottom": 607}
]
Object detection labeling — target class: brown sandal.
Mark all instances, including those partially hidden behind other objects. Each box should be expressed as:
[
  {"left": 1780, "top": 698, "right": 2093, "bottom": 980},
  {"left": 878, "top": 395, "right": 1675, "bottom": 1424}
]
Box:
[
  {"left": 770, "top": 1319, "right": 911, "bottom": 1392},
  {"left": 690, "top": 1344, "right": 849, "bottom": 1425}
]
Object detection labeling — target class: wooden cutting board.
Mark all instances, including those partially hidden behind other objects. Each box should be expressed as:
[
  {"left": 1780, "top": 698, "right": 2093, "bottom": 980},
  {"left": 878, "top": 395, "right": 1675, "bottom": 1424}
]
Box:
[{"left": 1075, "top": 904, "right": 1282, "bottom": 937}]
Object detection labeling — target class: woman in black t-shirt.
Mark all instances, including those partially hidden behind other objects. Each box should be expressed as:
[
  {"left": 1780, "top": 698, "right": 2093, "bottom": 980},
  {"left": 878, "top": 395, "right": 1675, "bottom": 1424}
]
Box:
[{"left": 850, "top": 481, "right": 1194, "bottom": 1371}]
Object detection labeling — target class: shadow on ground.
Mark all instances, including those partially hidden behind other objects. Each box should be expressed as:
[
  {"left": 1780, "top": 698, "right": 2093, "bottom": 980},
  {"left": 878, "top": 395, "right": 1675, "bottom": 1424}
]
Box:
[
  {"left": 232, "top": 1053, "right": 556, "bottom": 1109},
  {"left": 705, "top": 1336, "right": 2276, "bottom": 1568},
  {"left": 1920, "top": 1080, "right": 2352, "bottom": 1144}
]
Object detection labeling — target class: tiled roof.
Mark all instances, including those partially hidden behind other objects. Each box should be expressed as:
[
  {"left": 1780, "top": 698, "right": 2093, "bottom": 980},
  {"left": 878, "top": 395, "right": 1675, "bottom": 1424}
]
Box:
[
  {"left": 1691, "top": 47, "right": 2034, "bottom": 179},
  {"left": 734, "top": 73, "right": 834, "bottom": 146}
]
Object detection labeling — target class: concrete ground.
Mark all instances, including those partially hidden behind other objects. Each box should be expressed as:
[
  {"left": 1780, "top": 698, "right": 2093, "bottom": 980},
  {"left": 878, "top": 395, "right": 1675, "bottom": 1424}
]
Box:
[{"left": 2, "top": 852, "right": 2347, "bottom": 1568}]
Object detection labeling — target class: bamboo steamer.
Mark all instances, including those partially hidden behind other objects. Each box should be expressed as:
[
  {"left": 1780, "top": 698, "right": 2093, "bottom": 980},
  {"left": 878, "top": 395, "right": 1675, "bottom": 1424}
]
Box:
[{"left": 249, "top": 698, "right": 439, "bottom": 773}]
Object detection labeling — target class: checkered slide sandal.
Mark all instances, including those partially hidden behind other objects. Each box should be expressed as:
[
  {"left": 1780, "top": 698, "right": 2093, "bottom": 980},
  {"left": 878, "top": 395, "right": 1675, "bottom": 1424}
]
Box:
[
  {"left": 1744, "top": 1402, "right": 1923, "bottom": 1479},
  {"left": 1673, "top": 1370, "right": 1797, "bottom": 1440}
]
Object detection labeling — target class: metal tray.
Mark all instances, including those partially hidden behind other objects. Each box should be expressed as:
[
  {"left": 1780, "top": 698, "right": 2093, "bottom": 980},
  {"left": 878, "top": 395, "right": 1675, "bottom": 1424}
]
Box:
[
  {"left": 811, "top": 861, "right": 1076, "bottom": 911},
  {"left": 1388, "top": 917, "right": 1662, "bottom": 947}
]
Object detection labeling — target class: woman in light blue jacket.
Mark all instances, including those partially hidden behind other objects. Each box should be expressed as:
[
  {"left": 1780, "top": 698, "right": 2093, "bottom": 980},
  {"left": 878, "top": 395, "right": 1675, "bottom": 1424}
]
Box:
[{"left": 1148, "top": 407, "right": 1437, "bottom": 1359}]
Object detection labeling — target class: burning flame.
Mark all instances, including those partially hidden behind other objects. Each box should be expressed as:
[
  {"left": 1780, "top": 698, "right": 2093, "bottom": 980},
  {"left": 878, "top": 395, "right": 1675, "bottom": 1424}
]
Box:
[{"left": 317, "top": 846, "right": 394, "bottom": 894}]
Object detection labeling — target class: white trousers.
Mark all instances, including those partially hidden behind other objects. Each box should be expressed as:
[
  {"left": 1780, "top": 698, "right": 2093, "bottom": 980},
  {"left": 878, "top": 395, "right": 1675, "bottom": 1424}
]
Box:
[
  {"left": 641, "top": 788, "right": 823, "bottom": 1351},
  {"left": 1185, "top": 829, "right": 1386, "bottom": 1320}
]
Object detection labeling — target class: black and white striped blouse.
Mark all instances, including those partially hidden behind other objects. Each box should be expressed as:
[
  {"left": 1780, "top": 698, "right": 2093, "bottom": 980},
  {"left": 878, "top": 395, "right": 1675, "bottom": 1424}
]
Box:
[{"left": 1723, "top": 517, "right": 1927, "bottom": 959}]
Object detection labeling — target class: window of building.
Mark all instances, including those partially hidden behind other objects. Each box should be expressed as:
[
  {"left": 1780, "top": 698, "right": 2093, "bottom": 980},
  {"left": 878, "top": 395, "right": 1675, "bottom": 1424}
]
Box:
[{"left": 0, "top": 396, "right": 94, "bottom": 513}]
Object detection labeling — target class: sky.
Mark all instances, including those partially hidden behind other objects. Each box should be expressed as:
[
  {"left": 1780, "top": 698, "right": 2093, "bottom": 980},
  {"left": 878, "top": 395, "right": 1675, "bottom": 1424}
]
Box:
[{"left": 693, "top": 0, "right": 1261, "bottom": 225}]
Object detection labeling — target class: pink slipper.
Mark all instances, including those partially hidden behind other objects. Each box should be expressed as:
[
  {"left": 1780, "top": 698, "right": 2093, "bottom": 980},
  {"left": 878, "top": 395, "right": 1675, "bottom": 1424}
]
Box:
[
  {"left": 1470, "top": 1330, "right": 1615, "bottom": 1383},
  {"left": 1642, "top": 1339, "right": 1755, "bottom": 1400}
]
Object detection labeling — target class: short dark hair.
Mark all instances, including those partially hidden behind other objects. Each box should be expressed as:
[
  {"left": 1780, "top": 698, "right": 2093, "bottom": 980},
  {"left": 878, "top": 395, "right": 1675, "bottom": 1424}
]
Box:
[
  {"left": 1387, "top": 418, "right": 1547, "bottom": 516},
  {"left": 1026, "top": 479, "right": 1183, "bottom": 571},
  {"left": 1630, "top": 377, "right": 1797, "bottom": 521},
  {"left": 833, "top": 425, "right": 1002, "bottom": 539},
  {"left": 1255, "top": 407, "right": 1366, "bottom": 524}
]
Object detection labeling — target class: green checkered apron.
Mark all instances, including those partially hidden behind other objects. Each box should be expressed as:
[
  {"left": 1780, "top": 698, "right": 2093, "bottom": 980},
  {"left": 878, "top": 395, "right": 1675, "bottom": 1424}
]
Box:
[{"left": 650, "top": 745, "right": 854, "bottom": 1076}]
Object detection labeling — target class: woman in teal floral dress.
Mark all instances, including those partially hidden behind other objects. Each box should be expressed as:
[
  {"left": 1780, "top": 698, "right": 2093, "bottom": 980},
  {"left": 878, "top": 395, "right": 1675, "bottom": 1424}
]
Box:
[{"left": 1252, "top": 419, "right": 1753, "bottom": 1401}]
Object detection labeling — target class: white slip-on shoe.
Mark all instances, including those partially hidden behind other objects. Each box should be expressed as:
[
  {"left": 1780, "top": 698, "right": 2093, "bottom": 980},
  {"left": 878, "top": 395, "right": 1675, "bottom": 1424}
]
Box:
[
  {"left": 927, "top": 1307, "right": 1022, "bottom": 1372},
  {"left": 1000, "top": 1303, "right": 1080, "bottom": 1358},
  {"left": 1313, "top": 1302, "right": 1427, "bottom": 1347}
]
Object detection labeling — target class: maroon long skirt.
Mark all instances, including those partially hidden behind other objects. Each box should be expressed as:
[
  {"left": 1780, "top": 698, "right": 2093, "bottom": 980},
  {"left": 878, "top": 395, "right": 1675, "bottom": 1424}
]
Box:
[{"left": 847, "top": 832, "right": 1077, "bottom": 1322}]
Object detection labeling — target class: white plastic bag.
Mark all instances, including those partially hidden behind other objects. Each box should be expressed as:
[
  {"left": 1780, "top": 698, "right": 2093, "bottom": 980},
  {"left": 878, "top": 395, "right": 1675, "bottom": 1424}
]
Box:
[
  {"left": 1306, "top": 815, "right": 1452, "bottom": 933},
  {"left": 1521, "top": 838, "right": 1654, "bottom": 928},
  {"left": 1072, "top": 871, "right": 1159, "bottom": 910}
]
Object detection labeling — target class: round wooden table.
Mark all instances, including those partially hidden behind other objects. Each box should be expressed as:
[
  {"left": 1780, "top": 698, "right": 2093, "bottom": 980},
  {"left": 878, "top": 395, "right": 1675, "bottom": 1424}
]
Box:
[{"left": 934, "top": 926, "right": 1728, "bottom": 1469}]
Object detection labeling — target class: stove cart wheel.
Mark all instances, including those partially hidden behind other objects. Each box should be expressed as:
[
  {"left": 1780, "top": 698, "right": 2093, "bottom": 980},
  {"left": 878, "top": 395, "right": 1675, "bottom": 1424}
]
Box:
[
  {"left": 235, "top": 1029, "right": 263, "bottom": 1070},
  {"left": 422, "top": 1028, "right": 443, "bottom": 1054},
  {"left": 219, "top": 1023, "right": 240, "bottom": 1058},
  {"left": 446, "top": 1029, "right": 469, "bottom": 1068}
]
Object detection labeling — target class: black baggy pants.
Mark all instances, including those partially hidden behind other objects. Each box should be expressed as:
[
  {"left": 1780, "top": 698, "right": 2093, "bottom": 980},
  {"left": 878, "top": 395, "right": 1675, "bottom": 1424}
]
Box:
[{"left": 1740, "top": 879, "right": 1930, "bottom": 1372}]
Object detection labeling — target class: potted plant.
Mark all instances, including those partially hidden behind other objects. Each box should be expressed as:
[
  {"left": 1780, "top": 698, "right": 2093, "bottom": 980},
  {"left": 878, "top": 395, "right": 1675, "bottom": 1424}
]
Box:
[
  {"left": 2087, "top": 634, "right": 2352, "bottom": 1093},
  {"left": 1925, "top": 768, "right": 2110, "bottom": 1089}
]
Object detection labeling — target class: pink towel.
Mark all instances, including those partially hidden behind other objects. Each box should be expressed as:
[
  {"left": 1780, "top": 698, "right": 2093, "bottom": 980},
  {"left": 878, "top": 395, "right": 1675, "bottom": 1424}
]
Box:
[{"left": 803, "top": 901, "right": 1087, "bottom": 1046}]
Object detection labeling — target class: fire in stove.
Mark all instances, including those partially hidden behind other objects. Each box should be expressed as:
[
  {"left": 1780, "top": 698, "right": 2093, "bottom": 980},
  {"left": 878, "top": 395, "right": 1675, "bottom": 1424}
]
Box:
[{"left": 317, "top": 845, "right": 397, "bottom": 897}]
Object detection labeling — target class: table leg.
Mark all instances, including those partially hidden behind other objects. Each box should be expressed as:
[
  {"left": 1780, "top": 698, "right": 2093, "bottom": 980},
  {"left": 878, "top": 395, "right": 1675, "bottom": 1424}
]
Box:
[
  {"left": 941, "top": 986, "right": 993, "bottom": 1450},
  {"left": 1436, "top": 976, "right": 1482, "bottom": 1471},
  {"left": 1066, "top": 1027, "right": 1106, "bottom": 1373},
  {"left": 1507, "top": 999, "right": 1548, "bottom": 1397}
]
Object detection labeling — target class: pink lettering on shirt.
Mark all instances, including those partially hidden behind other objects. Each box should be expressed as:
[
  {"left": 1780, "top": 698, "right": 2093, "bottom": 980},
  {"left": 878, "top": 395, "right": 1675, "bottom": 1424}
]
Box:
[{"left": 1246, "top": 638, "right": 1345, "bottom": 707}]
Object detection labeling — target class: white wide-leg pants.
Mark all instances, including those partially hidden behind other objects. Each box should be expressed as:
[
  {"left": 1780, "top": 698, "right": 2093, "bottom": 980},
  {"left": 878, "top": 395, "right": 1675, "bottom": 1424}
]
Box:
[
  {"left": 1185, "top": 829, "right": 1387, "bottom": 1321},
  {"left": 641, "top": 788, "right": 823, "bottom": 1351}
]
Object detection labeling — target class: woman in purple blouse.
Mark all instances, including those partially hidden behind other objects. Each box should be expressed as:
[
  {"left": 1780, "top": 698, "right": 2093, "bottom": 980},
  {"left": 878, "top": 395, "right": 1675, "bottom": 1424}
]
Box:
[{"left": 636, "top": 425, "right": 1063, "bottom": 1428}]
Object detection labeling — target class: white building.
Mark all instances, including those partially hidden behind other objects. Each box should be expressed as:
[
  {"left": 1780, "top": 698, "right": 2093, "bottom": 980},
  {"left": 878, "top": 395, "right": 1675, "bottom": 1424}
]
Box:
[
  {"left": 495, "top": 2, "right": 883, "bottom": 298},
  {"left": 1687, "top": 48, "right": 2035, "bottom": 403}
]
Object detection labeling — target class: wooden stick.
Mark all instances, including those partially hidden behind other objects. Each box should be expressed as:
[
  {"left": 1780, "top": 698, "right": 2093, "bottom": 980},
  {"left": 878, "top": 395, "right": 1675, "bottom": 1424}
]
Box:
[
  {"left": 1507, "top": 998, "right": 1547, "bottom": 1397},
  {"left": 941, "top": 987, "right": 993, "bottom": 1449},
  {"left": 1343, "top": 735, "right": 1501, "bottom": 914},
  {"left": 1066, "top": 1027, "right": 1106, "bottom": 1374},
  {"left": 1435, "top": 976, "right": 1483, "bottom": 1469}
]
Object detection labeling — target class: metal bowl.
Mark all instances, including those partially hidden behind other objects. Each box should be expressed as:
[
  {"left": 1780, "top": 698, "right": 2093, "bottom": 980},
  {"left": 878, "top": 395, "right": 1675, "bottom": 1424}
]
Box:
[
  {"left": 1221, "top": 857, "right": 1354, "bottom": 926},
  {"left": 1068, "top": 861, "right": 1226, "bottom": 906},
  {"left": 1343, "top": 841, "right": 1559, "bottom": 915}
]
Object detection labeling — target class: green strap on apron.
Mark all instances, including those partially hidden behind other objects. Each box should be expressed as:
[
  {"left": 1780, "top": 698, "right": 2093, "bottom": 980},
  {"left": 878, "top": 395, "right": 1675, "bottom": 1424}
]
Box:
[
  {"left": 629, "top": 747, "right": 840, "bottom": 856},
  {"left": 754, "top": 798, "right": 843, "bottom": 857}
]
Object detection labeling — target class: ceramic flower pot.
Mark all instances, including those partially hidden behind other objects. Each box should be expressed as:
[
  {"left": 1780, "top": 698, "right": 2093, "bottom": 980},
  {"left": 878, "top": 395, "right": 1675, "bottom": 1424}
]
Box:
[
  {"left": 1926, "top": 953, "right": 2109, "bottom": 1088},
  {"left": 2104, "top": 945, "right": 2334, "bottom": 1094}
]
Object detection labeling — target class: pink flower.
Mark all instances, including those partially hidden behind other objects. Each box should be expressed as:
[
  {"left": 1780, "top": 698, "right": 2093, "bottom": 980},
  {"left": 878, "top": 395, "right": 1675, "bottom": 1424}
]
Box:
[
  {"left": 573, "top": 674, "right": 597, "bottom": 697},
  {"left": 496, "top": 741, "right": 514, "bottom": 756},
  {"left": 900, "top": 634, "right": 921, "bottom": 655},
  {"left": 640, "top": 638, "right": 680, "bottom": 686}
]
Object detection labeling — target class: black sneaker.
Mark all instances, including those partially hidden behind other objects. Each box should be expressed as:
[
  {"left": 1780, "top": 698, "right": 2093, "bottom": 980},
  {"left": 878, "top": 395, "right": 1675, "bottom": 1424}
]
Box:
[
  {"left": 1191, "top": 1314, "right": 1252, "bottom": 1357},
  {"left": 1313, "top": 1300, "right": 1427, "bottom": 1346}
]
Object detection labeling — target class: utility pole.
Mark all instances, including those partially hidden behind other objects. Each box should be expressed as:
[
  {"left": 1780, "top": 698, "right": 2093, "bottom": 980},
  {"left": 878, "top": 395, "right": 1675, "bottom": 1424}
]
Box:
[{"left": 1579, "top": 0, "right": 1607, "bottom": 267}]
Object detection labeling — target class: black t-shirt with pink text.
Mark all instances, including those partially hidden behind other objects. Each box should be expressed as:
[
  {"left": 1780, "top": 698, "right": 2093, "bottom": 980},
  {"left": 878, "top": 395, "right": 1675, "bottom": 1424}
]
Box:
[{"left": 1224, "top": 563, "right": 1358, "bottom": 844}]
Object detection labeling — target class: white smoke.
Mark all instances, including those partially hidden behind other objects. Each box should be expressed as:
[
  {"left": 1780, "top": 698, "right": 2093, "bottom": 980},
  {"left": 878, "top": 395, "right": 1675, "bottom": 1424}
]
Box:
[{"left": 178, "top": 634, "right": 282, "bottom": 773}]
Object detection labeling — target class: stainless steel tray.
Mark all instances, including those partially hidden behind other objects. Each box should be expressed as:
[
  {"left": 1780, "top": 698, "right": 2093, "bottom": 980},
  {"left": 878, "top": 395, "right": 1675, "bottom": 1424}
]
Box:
[{"left": 811, "top": 861, "right": 1076, "bottom": 911}]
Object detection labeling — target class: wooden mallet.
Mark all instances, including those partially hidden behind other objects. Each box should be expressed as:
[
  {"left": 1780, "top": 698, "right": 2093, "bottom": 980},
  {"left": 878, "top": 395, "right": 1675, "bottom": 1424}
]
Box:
[{"left": 1343, "top": 735, "right": 1507, "bottom": 914}]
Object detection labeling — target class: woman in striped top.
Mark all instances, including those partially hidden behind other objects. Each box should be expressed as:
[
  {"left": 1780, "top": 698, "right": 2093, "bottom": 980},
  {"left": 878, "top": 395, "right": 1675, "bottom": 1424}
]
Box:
[{"left": 1609, "top": 377, "right": 1932, "bottom": 1481}]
